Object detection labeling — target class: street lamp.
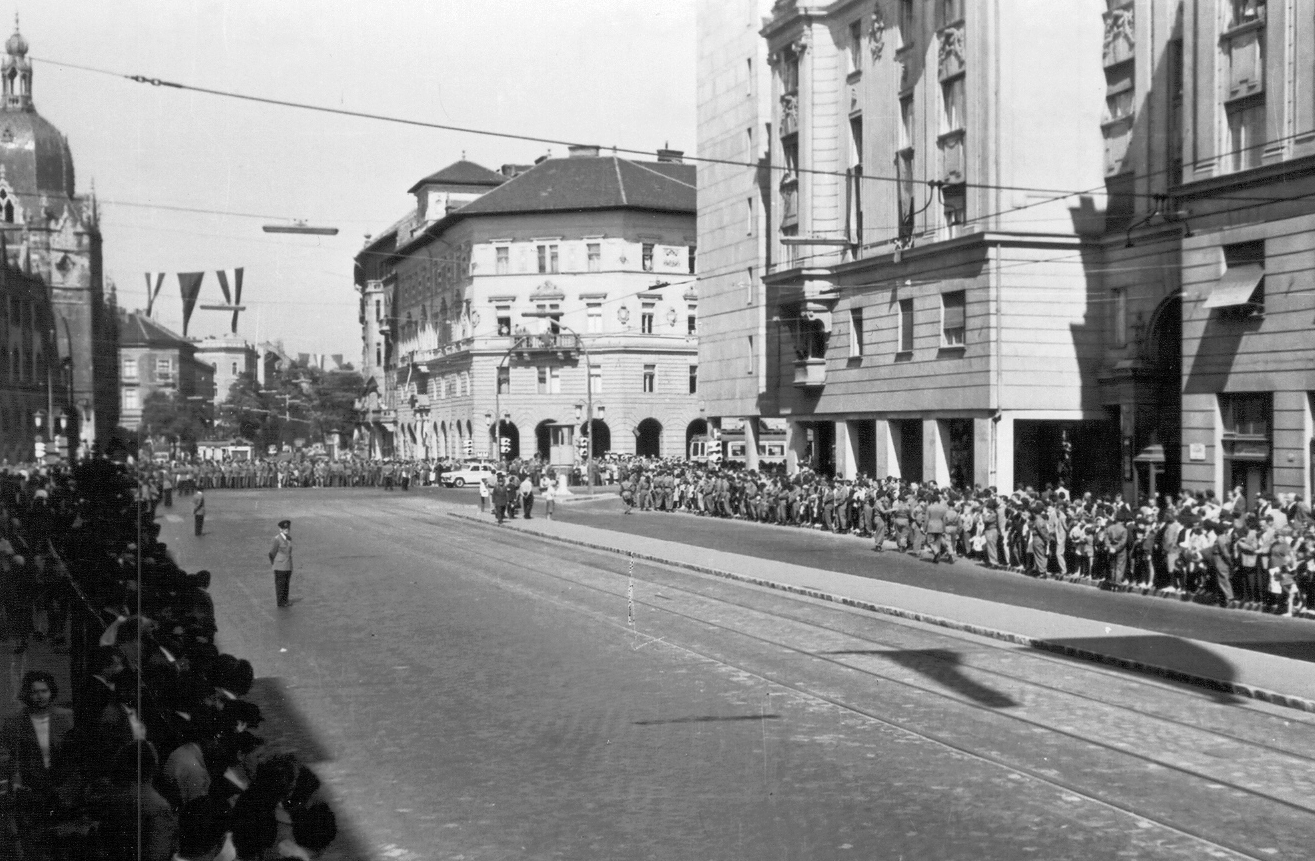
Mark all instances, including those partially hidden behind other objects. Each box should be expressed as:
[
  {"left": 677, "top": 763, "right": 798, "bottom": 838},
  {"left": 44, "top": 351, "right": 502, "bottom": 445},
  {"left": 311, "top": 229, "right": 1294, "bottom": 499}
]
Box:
[
  {"left": 521, "top": 312, "right": 593, "bottom": 494},
  {"left": 32, "top": 409, "right": 47, "bottom": 462}
]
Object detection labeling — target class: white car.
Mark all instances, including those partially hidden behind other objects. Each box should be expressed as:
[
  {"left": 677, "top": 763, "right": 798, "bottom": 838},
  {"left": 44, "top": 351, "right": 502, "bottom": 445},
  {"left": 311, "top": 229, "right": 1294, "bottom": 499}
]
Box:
[{"left": 441, "top": 462, "right": 499, "bottom": 488}]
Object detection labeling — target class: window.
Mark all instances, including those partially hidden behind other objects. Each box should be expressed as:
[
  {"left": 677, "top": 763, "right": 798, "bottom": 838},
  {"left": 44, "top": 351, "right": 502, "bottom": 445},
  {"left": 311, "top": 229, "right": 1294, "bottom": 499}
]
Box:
[
  {"left": 1220, "top": 392, "right": 1270, "bottom": 437},
  {"left": 496, "top": 247, "right": 509, "bottom": 274},
  {"left": 496, "top": 306, "right": 511, "bottom": 336},
  {"left": 231, "top": 362, "right": 238, "bottom": 375},
  {"left": 536, "top": 366, "right": 559, "bottom": 394},
  {"left": 941, "top": 291, "right": 966, "bottom": 346},
  {"left": 1227, "top": 97, "right": 1264, "bottom": 172},
  {"left": 746, "top": 127, "right": 754, "bottom": 158},
  {"left": 849, "top": 115, "right": 863, "bottom": 170},
  {"left": 942, "top": 185, "right": 966, "bottom": 228},
  {"left": 123, "top": 358, "right": 137, "bottom": 380},
  {"left": 641, "top": 302, "right": 655, "bottom": 334},
  {"left": 642, "top": 364, "right": 656, "bottom": 392},
  {"left": 899, "top": 0, "right": 915, "bottom": 43},
  {"left": 1105, "top": 68, "right": 1134, "bottom": 122},
  {"left": 497, "top": 366, "right": 510, "bottom": 395},
  {"left": 898, "top": 299, "right": 914, "bottom": 353},
  {"left": 642, "top": 243, "right": 655, "bottom": 272},
  {"left": 687, "top": 304, "right": 698, "bottom": 335},
  {"left": 940, "top": 0, "right": 964, "bottom": 25},
  {"left": 586, "top": 303, "right": 603, "bottom": 333},
  {"left": 849, "top": 308, "right": 865, "bottom": 357},
  {"left": 782, "top": 52, "right": 799, "bottom": 94},
  {"left": 746, "top": 267, "right": 755, "bottom": 304},
  {"left": 536, "top": 244, "right": 558, "bottom": 274},
  {"left": 899, "top": 96, "right": 914, "bottom": 150},
  {"left": 1206, "top": 240, "right": 1266, "bottom": 314},
  {"left": 535, "top": 303, "right": 562, "bottom": 334},
  {"left": 848, "top": 20, "right": 863, "bottom": 73},
  {"left": 374, "top": 299, "right": 382, "bottom": 321},
  {"left": 587, "top": 243, "right": 601, "bottom": 272},
  {"left": 1226, "top": 0, "right": 1265, "bottom": 30},
  {"left": 156, "top": 357, "right": 172, "bottom": 374},
  {"left": 1113, "top": 287, "right": 1128, "bottom": 347},
  {"left": 746, "top": 197, "right": 755, "bottom": 236},
  {"left": 746, "top": 57, "right": 753, "bottom": 97},
  {"left": 123, "top": 389, "right": 139, "bottom": 411},
  {"left": 688, "top": 245, "right": 697, "bottom": 274},
  {"left": 747, "top": 335, "right": 755, "bottom": 374},
  {"left": 376, "top": 345, "right": 382, "bottom": 366},
  {"left": 941, "top": 76, "right": 965, "bottom": 133},
  {"left": 589, "top": 364, "right": 602, "bottom": 394},
  {"left": 688, "top": 364, "right": 698, "bottom": 394}
]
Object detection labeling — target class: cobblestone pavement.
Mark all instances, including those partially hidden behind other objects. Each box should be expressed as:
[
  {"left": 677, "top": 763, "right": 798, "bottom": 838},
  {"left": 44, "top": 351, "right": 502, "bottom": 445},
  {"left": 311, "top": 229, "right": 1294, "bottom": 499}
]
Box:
[{"left": 155, "top": 489, "right": 1315, "bottom": 860}]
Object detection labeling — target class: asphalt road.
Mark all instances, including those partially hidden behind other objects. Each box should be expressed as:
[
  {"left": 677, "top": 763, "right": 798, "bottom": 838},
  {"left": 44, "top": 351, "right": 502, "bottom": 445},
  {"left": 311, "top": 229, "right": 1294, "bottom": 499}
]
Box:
[{"left": 160, "top": 489, "right": 1315, "bottom": 860}]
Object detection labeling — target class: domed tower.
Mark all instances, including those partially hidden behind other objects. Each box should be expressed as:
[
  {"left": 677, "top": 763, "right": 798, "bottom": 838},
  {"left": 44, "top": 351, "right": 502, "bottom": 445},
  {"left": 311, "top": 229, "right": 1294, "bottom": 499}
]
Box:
[{"left": 0, "top": 17, "right": 114, "bottom": 456}]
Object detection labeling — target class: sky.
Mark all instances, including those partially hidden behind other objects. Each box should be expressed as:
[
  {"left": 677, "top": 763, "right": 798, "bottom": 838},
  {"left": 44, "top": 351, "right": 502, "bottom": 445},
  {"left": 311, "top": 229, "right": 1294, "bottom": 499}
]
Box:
[{"left": 22, "top": 0, "right": 697, "bottom": 359}]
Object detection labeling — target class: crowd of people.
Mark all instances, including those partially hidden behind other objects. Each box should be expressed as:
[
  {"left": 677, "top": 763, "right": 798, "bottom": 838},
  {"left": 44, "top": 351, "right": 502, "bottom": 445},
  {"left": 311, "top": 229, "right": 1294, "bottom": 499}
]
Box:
[
  {"left": 611, "top": 458, "right": 1315, "bottom": 616},
  {"left": 0, "top": 459, "right": 338, "bottom": 860}
]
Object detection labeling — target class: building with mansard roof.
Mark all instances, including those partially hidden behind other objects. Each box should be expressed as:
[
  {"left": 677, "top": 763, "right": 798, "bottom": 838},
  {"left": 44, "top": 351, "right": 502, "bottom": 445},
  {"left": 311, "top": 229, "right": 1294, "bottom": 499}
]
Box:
[
  {"left": 0, "top": 20, "right": 117, "bottom": 456},
  {"left": 356, "top": 147, "right": 701, "bottom": 464}
]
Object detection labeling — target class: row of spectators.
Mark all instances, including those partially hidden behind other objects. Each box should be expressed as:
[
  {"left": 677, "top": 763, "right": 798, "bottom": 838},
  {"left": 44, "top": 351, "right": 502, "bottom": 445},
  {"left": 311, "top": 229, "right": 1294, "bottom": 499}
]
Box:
[
  {"left": 614, "top": 459, "right": 1315, "bottom": 616},
  {"left": 0, "top": 460, "right": 340, "bottom": 860}
]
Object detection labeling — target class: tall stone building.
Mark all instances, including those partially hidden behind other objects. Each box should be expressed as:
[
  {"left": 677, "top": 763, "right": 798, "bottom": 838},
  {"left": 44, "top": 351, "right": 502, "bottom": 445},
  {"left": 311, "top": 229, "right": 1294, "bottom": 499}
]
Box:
[
  {"left": 0, "top": 22, "right": 116, "bottom": 456},
  {"left": 696, "top": 0, "right": 1315, "bottom": 505}
]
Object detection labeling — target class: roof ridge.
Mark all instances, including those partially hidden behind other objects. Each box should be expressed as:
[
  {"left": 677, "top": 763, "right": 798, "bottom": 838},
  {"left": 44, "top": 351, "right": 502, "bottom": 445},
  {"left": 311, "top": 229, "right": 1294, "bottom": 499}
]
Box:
[{"left": 612, "top": 157, "right": 627, "bottom": 206}]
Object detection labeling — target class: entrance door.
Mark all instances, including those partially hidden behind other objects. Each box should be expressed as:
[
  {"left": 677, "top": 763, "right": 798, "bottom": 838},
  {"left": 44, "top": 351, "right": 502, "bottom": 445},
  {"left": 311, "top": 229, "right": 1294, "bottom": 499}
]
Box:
[{"left": 1229, "top": 460, "right": 1268, "bottom": 508}]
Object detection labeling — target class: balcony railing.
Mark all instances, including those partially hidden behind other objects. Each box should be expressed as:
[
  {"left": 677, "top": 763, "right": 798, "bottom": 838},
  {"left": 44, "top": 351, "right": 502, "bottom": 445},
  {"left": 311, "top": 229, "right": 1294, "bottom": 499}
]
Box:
[
  {"left": 792, "top": 357, "right": 826, "bottom": 388},
  {"left": 511, "top": 331, "right": 581, "bottom": 354}
]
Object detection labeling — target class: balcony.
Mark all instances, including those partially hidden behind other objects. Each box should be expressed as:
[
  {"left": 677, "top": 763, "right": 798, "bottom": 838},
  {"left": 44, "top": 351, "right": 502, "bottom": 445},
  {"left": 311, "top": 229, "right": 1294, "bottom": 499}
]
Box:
[
  {"left": 511, "top": 331, "right": 581, "bottom": 358},
  {"left": 1224, "top": 24, "right": 1264, "bottom": 101},
  {"left": 792, "top": 357, "right": 826, "bottom": 388}
]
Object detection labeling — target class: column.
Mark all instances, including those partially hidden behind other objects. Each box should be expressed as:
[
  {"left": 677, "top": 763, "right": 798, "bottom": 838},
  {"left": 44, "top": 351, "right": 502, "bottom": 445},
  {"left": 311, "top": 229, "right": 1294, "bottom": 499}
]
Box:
[
  {"left": 836, "top": 420, "right": 856, "bottom": 480},
  {"left": 973, "top": 417, "right": 993, "bottom": 489},
  {"left": 993, "top": 413, "right": 1015, "bottom": 493},
  {"left": 743, "top": 417, "right": 760, "bottom": 471},
  {"left": 786, "top": 420, "right": 808, "bottom": 474},
  {"left": 925, "top": 419, "right": 950, "bottom": 486},
  {"left": 875, "top": 419, "right": 893, "bottom": 479}
]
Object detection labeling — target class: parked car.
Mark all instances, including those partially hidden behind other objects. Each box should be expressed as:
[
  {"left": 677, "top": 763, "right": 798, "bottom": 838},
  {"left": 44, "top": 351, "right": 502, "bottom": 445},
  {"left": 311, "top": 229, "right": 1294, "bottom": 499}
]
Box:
[{"left": 441, "top": 462, "right": 499, "bottom": 488}]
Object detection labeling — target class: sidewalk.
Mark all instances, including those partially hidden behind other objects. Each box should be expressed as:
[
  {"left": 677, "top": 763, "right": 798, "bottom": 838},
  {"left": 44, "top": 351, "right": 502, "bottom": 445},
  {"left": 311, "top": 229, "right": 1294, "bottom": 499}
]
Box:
[{"left": 460, "top": 509, "right": 1315, "bottom": 713}]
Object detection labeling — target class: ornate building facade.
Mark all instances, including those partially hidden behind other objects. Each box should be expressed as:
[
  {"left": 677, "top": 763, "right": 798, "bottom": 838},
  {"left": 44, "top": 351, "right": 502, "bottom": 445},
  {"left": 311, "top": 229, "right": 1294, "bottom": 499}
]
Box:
[
  {"left": 0, "top": 22, "right": 117, "bottom": 457},
  {"left": 357, "top": 148, "right": 701, "bottom": 463}
]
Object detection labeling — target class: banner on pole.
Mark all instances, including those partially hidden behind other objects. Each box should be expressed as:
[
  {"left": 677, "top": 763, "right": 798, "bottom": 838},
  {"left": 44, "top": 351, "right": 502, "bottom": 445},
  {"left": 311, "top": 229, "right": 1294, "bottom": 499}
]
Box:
[
  {"left": 177, "top": 272, "right": 205, "bottom": 336},
  {"left": 144, "top": 273, "right": 166, "bottom": 317}
]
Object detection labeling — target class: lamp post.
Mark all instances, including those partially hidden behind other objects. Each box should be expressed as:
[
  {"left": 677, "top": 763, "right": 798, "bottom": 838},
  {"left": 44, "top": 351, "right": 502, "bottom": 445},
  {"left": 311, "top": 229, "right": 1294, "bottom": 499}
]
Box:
[{"left": 521, "top": 313, "right": 592, "bottom": 494}]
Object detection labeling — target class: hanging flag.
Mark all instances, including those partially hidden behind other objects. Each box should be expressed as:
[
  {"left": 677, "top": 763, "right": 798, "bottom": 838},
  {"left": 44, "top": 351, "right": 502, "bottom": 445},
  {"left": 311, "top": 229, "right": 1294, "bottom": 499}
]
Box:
[
  {"left": 144, "top": 273, "right": 166, "bottom": 317},
  {"left": 214, "top": 268, "right": 245, "bottom": 333},
  {"left": 178, "top": 272, "right": 205, "bottom": 336}
]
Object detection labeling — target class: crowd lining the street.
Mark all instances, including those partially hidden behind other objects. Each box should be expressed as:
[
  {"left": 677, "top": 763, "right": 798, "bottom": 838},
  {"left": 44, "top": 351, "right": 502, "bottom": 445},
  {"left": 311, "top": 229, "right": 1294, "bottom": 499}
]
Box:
[
  {"left": 606, "top": 457, "right": 1315, "bottom": 617},
  {"left": 0, "top": 459, "right": 338, "bottom": 860}
]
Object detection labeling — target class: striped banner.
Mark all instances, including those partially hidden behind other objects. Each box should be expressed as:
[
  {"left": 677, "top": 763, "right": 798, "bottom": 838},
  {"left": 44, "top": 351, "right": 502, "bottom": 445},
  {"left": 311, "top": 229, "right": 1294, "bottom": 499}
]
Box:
[
  {"left": 144, "top": 273, "right": 166, "bottom": 316},
  {"left": 215, "top": 268, "right": 245, "bottom": 333}
]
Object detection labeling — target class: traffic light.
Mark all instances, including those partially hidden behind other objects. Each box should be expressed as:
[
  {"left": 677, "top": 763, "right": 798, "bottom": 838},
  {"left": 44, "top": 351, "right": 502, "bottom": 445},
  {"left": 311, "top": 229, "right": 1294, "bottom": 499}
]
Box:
[
  {"left": 577, "top": 434, "right": 589, "bottom": 456},
  {"left": 33, "top": 440, "right": 46, "bottom": 459},
  {"left": 499, "top": 436, "right": 511, "bottom": 454},
  {"left": 463, "top": 439, "right": 473, "bottom": 456}
]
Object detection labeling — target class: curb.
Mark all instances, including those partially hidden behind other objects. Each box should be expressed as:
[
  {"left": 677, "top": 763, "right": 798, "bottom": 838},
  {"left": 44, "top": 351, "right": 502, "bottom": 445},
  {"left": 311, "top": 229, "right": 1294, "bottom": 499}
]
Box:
[{"left": 451, "top": 511, "right": 1315, "bottom": 715}]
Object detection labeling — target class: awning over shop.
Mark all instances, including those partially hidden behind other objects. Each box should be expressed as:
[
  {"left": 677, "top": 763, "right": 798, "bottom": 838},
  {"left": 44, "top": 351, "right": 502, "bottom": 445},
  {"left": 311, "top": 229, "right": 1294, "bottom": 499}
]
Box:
[{"left": 1202, "top": 264, "right": 1263, "bottom": 309}]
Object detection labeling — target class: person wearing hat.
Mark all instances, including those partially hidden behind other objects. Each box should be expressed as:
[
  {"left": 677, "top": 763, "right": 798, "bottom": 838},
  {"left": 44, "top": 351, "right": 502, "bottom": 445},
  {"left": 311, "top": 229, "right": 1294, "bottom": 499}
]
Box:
[{"left": 269, "top": 520, "right": 294, "bottom": 608}]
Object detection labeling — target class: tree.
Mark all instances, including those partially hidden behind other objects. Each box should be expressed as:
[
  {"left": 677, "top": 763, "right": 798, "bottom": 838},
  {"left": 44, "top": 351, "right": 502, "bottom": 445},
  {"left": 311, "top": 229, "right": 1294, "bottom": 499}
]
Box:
[
  {"left": 214, "top": 363, "right": 364, "bottom": 453},
  {"left": 140, "top": 390, "right": 209, "bottom": 454}
]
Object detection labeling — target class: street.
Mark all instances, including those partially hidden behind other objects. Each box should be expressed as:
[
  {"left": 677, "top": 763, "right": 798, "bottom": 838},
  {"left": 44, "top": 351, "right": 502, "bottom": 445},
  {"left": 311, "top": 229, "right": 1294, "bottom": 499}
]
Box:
[{"left": 159, "top": 488, "right": 1315, "bottom": 860}]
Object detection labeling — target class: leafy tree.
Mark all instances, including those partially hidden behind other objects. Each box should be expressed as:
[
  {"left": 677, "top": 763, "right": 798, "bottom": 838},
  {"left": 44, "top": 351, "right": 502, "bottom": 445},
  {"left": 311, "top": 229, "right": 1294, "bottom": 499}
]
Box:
[
  {"left": 215, "top": 363, "right": 363, "bottom": 453},
  {"left": 140, "top": 390, "right": 210, "bottom": 454}
]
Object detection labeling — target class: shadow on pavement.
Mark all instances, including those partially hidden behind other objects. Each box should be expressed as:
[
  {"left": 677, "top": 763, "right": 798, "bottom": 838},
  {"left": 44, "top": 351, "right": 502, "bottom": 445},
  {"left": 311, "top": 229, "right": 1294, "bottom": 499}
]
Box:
[
  {"left": 633, "top": 713, "right": 782, "bottom": 726},
  {"left": 1040, "top": 635, "right": 1245, "bottom": 705},
  {"left": 822, "top": 648, "right": 1019, "bottom": 708},
  {"left": 247, "top": 677, "right": 375, "bottom": 861}
]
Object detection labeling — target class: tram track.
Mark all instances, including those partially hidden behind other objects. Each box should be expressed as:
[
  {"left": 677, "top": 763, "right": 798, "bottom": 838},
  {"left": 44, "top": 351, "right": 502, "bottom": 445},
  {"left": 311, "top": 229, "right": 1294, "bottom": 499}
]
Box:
[{"left": 329, "top": 499, "right": 1315, "bottom": 859}]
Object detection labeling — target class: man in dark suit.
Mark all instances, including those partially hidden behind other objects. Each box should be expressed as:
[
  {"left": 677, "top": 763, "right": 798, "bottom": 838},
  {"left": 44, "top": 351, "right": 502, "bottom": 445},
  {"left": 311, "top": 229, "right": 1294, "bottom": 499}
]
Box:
[{"left": 2, "top": 671, "right": 76, "bottom": 858}]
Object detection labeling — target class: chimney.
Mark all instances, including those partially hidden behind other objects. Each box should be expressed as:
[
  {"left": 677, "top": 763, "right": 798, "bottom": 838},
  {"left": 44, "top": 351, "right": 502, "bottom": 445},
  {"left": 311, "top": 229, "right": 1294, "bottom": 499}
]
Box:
[
  {"left": 656, "top": 147, "right": 684, "bottom": 163},
  {"left": 533, "top": 154, "right": 551, "bottom": 165},
  {"left": 568, "top": 144, "right": 601, "bottom": 158}
]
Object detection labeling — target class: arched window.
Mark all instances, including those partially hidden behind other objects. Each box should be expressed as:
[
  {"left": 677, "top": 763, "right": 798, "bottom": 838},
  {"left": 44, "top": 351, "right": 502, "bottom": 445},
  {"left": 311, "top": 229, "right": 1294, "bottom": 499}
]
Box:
[{"left": 0, "top": 187, "right": 14, "bottom": 223}]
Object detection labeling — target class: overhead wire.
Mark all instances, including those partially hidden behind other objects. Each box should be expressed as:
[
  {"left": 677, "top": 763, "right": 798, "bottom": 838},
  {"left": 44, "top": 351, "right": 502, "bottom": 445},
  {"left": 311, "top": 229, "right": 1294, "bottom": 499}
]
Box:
[{"left": 33, "top": 54, "right": 1315, "bottom": 210}]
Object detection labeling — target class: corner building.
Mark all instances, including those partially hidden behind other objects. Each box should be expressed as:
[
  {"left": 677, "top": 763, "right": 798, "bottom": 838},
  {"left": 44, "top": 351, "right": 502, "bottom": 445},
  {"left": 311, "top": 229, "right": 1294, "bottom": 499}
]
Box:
[
  {"left": 360, "top": 148, "right": 701, "bottom": 462},
  {"left": 753, "top": 0, "right": 1114, "bottom": 492}
]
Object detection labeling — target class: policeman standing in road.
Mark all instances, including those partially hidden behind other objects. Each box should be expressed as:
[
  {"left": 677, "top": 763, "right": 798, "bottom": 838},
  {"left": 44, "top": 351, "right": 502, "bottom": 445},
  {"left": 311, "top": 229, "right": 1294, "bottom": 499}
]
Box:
[{"left": 269, "top": 519, "right": 294, "bottom": 607}]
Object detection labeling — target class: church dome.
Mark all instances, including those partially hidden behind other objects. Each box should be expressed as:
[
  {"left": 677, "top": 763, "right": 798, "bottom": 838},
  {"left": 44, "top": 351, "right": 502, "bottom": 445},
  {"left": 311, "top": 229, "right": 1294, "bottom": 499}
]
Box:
[{"left": 0, "top": 23, "right": 76, "bottom": 201}]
